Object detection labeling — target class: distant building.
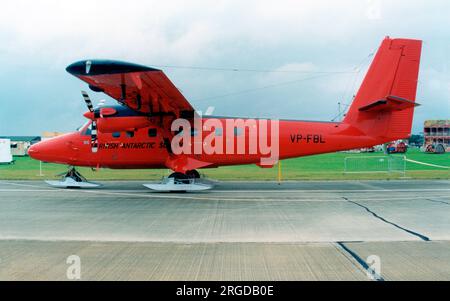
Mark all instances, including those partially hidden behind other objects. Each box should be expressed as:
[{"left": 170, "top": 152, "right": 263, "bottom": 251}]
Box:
[
  {"left": 424, "top": 120, "right": 450, "bottom": 153},
  {"left": 0, "top": 136, "right": 41, "bottom": 156},
  {"left": 41, "top": 131, "right": 66, "bottom": 141},
  {"left": 0, "top": 139, "right": 13, "bottom": 163}
]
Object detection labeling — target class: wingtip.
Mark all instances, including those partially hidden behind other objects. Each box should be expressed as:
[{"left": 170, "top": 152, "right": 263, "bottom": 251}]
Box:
[{"left": 66, "top": 59, "right": 160, "bottom": 76}]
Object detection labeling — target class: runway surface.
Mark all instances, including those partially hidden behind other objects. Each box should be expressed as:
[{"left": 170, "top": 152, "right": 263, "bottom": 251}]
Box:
[{"left": 0, "top": 179, "right": 449, "bottom": 280}]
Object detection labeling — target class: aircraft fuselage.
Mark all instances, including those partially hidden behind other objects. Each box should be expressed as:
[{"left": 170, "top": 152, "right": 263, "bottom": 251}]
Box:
[{"left": 29, "top": 109, "right": 381, "bottom": 170}]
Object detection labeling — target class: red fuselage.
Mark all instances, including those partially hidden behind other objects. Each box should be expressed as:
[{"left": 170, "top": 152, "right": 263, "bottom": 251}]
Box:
[{"left": 28, "top": 115, "right": 378, "bottom": 170}]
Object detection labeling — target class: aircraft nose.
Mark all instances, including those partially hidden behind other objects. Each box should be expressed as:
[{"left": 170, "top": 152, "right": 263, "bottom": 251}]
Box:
[
  {"left": 28, "top": 134, "right": 80, "bottom": 164},
  {"left": 28, "top": 139, "right": 62, "bottom": 162},
  {"left": 28, "top": 141, "right": 44, "bottom": 160}
]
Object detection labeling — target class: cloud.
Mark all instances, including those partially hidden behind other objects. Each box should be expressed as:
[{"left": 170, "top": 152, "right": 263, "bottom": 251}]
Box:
[
  {"left": 0, "top": 0, "right": 402, "bottom": 62},
  {"left": 0, "top": 0, "right": 449, "bottom": 134}
]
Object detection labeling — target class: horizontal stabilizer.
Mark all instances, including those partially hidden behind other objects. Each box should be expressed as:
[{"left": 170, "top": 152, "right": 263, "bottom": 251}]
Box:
[{"left": 358, "top": 95, "right": 420, "bottom": 113}]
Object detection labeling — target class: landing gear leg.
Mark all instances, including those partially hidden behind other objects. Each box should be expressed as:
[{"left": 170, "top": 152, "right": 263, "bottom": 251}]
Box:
[{"left": 64, "top": 167, "right": 87, "bottom": 183}]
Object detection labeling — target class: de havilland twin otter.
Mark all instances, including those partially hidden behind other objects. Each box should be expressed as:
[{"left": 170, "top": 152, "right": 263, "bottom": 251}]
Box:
[{"left": 28, "top": 37, "right": 422, "bottom": 191}]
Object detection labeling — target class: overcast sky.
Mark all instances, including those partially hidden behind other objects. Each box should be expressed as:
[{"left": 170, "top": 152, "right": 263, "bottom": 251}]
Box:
[{"left": 0, "top": 0, "right": 449, "bottom": 135}]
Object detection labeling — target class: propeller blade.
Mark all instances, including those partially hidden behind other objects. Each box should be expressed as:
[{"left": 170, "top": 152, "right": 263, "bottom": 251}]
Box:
[
  {"left": 81, "top": 90, "right": 94, "bottom": 112},
  {"left": 91, "top": 120, "right": 98, "bottom": 153},
  {"left": 81, "top": 90, "right": 100, "bottom": 153},
  {"left": 81, "top": 90, "right": 99, "bottom": 153}
]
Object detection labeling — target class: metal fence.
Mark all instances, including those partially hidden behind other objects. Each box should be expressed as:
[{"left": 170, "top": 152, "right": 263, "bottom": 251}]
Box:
[{"left": 344, "top": 155, "right": 406, "bottom": 175}]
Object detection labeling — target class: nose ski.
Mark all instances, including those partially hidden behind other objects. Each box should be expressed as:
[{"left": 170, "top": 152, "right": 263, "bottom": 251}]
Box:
[{"left": 45, "top": 167, "right": 100, "bottom": 188}]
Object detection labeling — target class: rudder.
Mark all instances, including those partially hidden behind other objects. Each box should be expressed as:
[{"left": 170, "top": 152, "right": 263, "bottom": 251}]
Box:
[{"left": 343, "top": 37, "right": 422, "bottom": 141}]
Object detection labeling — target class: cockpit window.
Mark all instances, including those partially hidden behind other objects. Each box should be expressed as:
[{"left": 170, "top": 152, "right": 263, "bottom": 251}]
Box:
[{"left": 78, "top": 121, "right": 92, "bottom": 136}]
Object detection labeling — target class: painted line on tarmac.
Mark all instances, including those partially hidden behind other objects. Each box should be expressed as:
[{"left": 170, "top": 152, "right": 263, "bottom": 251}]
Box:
[
  {"left": 69, "top": 189, "right": 269, "bottom": 202},
  {"left": 0, "top": 188, "right": 448, "bottom": 203},
  {"left": 50, "top": 189, "right": 449, "bottom": 203},
  {"left": 0, "top": 181, "right": 49, "bottom": 189},
  {"left": 64, "top": 189, "right": 368, "bottom": 202},
  {"left": 0, "top": 188, "right": 448, "bottom": 197},
  {"left": 69, "top": 189, "right": 349, "bottom": 202},
  {"left": 211, "top": 189, "right": 450, "bottom": 193},
  {"left": 0, "top": 236, "right": 423, "bottom": 244},
  {"left": 343, "top": 197, "right": 430, "bottom": 242},
  {"left": 0, "top": 189, "right": 63, "bottom": 192},
  {"left": 1, "top": 181, "right": 450, "bottom": 193},
  {"left": 42, "top": 188, "right": 450, "bottom": 194}
]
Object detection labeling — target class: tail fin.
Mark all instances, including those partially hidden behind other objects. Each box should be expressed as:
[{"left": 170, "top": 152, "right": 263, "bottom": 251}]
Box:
[{"left": 343, "top": 37, "right": 422, "bottom": 140}]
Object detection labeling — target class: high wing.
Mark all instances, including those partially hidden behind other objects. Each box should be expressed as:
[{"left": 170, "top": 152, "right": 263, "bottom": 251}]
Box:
[{"left": 66, "top": 60, "right": 196, "bottom": 118}]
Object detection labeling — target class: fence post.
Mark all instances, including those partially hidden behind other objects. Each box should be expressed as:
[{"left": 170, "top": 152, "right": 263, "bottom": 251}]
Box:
[
  {"left": 37, "top": 161, "right": 44, "bottom": 177},
  {"left": 278, "top": 161, "right": 282, "bottom": 185}
]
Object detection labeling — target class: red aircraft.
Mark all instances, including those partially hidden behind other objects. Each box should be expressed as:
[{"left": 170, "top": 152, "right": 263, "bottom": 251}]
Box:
[{"left": 28, "top": 37, "right": 422, "bottom": 190}]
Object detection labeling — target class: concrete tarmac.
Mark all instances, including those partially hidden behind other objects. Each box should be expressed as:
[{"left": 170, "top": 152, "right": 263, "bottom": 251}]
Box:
[{"left": 0, "top": 180, "right": 449, "bottom": 280}]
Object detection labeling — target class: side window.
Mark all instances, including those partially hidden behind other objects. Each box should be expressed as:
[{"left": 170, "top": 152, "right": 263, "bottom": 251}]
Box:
[
  {"left": 234, "top": 127, "right": 243, "bottom": 136},
  {"left": 126, "top": 131, "right": 134, "bottom": 138},
  {"left": 191, "top": 128, "right": 198, "bottom": 136},
  {"left": 148, "top": 128, "right": 157, "bottom": 137},
  {"left": 215, "top": 128, "right": 223, "bottom": 136},
  {"left": 112, "top": 132, "right": 121, "bottom": 138}
]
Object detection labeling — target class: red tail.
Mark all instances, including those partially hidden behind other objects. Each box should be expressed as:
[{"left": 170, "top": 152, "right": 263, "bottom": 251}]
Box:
[{"left": 343, "top": 37, "right": 422, "bottom": 140}]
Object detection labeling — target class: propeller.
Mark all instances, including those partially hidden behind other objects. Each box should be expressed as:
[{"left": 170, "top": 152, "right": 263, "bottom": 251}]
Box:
[{"left": 81, "top": 91, "right": 99, "bottom": 153}]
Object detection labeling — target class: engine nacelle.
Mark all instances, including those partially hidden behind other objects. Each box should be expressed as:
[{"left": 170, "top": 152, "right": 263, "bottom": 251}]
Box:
[
  {"left": 83, "top": 107, "right": 152, "bottom": 133},
  {"left": 96, "top": 116, "right": 152, "bottom": 133}
]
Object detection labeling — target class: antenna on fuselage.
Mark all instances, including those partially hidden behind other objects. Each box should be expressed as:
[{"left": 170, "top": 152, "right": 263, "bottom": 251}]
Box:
[{"left": 331, "top": 100, "right": 351, "bottom": 122}]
